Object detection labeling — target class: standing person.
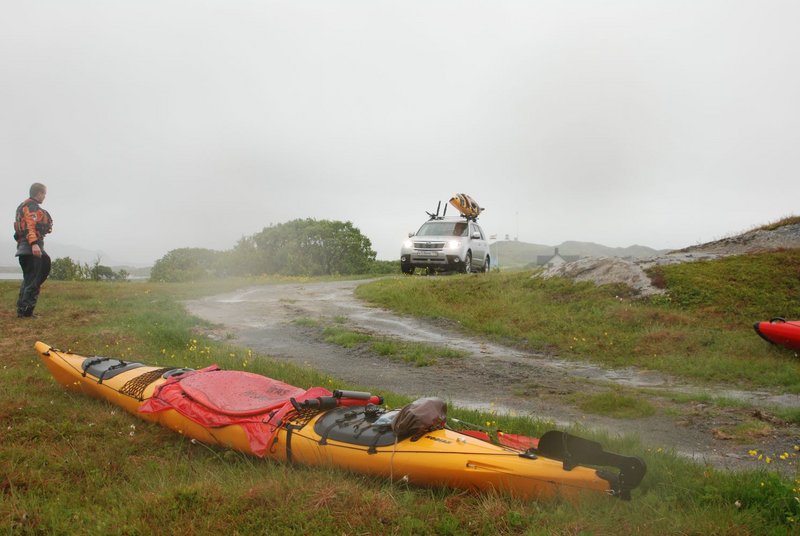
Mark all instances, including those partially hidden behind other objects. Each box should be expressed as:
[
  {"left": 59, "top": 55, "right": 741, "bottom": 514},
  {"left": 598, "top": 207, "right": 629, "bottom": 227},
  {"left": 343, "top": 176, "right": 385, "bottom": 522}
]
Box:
[{"left": 14, "top": 183, "right": 53, "bottom": 318}]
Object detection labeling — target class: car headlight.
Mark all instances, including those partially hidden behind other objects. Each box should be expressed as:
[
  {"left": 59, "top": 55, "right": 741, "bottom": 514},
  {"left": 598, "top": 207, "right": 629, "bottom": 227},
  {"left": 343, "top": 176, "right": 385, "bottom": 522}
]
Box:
[
  {"left": 447, "top": 240, "right": 461, "bottom": 250},
  {"left": 403, "top": 240, "right": 413, "bottom": 249}
]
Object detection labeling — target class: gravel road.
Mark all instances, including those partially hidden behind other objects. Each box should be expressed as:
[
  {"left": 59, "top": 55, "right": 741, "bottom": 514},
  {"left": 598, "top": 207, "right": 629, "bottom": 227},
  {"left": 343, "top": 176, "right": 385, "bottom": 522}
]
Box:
[{"left": 186, "top": 279, "right": 800, "bottom": 472}]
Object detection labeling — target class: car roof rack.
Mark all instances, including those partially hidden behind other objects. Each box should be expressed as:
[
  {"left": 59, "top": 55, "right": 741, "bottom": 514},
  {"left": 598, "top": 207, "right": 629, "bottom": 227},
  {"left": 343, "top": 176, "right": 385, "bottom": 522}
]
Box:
[
  {"left": 426, "top": 201, "right": 446, "bottom": 220},
  {"left": 426, "top": 200, "right": 480, "bottom": 222}
]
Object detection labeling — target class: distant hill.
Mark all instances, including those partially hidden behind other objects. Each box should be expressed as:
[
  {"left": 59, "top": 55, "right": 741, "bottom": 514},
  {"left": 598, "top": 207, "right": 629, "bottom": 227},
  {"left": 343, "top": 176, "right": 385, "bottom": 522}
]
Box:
[
  {"left": 490, "top": 240, "right": 668, "bottom": 269},
  {"left": 556, "top": 241, "right": 669, "bottom": 259},
  {"left": 0, "top": 242, "right": 151, "bottom": 277},
  {"left": 43, "top": 241, "right": 118, "bottom": 266},
  {"left": 42, "top": 241, "right": 152, "bottom": 269}
]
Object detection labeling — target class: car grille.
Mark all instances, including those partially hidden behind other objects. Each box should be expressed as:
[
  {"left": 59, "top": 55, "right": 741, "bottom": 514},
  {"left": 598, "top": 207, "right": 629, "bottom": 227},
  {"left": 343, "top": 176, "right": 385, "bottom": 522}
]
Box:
[
  {"left": 411, "top": 255, "right": 447, "bottom": 263},
  {"left": 413, "top": 241, "right": 445, "bottom": 250}
]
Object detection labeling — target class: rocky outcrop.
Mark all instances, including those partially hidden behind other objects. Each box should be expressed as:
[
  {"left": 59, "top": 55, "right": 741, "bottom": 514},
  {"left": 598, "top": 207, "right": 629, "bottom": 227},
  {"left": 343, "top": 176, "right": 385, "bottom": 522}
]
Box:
[
  {"left": 538, "top": 256, "right": 665, "bottom": 296},
  {"left": 535, "top": 222, "right": 800, "bottom": 297},
  {"left": 674, "top": 223, "right": 800, "bottom": 256}
]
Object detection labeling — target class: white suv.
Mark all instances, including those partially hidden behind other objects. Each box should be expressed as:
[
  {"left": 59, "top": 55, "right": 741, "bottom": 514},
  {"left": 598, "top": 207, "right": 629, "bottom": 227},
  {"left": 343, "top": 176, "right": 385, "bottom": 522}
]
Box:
[{"left": 400, "top": 218, "right": 490, "bottom": 274}]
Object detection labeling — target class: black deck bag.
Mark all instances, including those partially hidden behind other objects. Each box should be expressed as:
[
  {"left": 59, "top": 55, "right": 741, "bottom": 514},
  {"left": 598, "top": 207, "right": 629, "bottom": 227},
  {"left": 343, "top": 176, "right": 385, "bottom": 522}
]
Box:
[{"left": 391, "top": 397, "right": 447, "bottom": 440}]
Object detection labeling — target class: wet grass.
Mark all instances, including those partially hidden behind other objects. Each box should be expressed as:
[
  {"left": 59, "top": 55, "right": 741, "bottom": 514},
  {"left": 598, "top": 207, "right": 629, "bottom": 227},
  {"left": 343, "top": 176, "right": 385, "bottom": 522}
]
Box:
[
  {"left": 301, "top": 319, "right": 467, "bottom": 366},
  {"left": 775, "top": 407, "right": 800, "bottom": 425},
  {"left": 356, "top": 250, "right": 800, "bottom": 392},
  {"left": 2, "top": 278, "right": 800, "bottom": 533},
  {"left": 321, "top": 326, "right": 372, "bottom": 348},
  {"left": 571, "top": 390, "right": 657, "bottom": 420},
  {"left": 727, "top": 420, "right": 776, "bottom": 442},
  {"left": 371, "top": 339, "right": 466, "bottom": 367}
]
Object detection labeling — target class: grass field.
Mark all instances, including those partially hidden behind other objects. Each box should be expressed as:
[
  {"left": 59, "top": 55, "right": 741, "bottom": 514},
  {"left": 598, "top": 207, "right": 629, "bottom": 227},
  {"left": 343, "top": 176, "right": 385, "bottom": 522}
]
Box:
[
  {"left": 356, "top": 250, "right": 800, "bottom": 392},
  {"left": 2, "top": 263, "right": 800, "bottom": 534},
  {"left": 294, "top": 316, "right": 467, "bottom": 366}
]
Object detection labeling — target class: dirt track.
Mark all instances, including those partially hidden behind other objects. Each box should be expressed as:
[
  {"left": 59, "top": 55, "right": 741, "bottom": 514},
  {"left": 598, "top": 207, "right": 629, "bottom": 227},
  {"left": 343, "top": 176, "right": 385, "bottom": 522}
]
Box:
[{"left": 186, "top": 279, "right": 800, "bottom": 472}]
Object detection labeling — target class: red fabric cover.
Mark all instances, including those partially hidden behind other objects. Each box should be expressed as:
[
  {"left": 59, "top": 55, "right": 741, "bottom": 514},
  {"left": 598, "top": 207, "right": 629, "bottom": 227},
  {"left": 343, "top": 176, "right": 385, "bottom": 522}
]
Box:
[
  {"left": 498, "top": 432, "right": 539, "bottom": 451},
  {"left": 139, "top": 365, "right": 331, "bottom": 456},
  {"left": 458, "top": 430, "right": 540, "bottom": 451},
  {"left": 179, "top": 370, "right": 306, "bottom": 416},
  {"left": 460, "top": 430, "right": 492, "bottom": 442}
]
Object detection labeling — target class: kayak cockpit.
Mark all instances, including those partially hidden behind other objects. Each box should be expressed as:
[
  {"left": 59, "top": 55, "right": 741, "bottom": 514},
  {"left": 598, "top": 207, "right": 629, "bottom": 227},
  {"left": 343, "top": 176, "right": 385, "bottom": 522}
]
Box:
[
  {"left": 314, "top": 406, "right": 399, "bottom": 452},
  {"left": 81, "top": 357, "right": 145, "bottom": 383}
]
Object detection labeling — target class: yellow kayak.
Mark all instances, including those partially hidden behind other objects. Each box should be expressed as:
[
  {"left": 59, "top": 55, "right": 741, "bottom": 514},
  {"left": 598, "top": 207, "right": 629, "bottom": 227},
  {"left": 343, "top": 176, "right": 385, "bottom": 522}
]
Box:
[{"left": 35, "top": 341, "right": 645, "bottom": 500}]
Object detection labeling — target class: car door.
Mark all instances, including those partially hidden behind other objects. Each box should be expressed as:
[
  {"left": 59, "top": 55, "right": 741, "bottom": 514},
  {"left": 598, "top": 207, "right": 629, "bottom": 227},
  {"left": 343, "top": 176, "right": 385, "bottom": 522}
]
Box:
[{"left": 469, "top": 223, "right": 488, "bottom": 269}]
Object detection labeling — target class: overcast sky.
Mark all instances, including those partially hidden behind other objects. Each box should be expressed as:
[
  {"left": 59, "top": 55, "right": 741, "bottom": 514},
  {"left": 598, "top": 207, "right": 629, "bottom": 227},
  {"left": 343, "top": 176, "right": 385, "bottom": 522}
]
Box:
[{"left": 2, "top": 1, "right": 799, "bottom": 265}]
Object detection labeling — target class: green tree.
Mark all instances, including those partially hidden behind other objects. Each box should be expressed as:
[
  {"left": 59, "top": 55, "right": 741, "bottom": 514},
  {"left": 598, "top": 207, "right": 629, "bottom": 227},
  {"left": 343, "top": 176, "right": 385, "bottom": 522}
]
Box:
[
  {"left": 50, "top": 257, "right": 86, "bottom": 280},
  {"left": 51, "top": 257, "right": 129, "bottom": 281},
  {"left": 149, "top": 248, "right": 221, "bottom": 282},
  {"left": 217, "top": 236, "right": 263, "bottom": 277},
  {"left": 150, "top": 219, "right": 380, "bottom": 280},
  {"left": 90, "top": 263, "right": 115, "bottom": 281},
  {"left": 251, "top": 219, "right": 376, "bottom": 276}
]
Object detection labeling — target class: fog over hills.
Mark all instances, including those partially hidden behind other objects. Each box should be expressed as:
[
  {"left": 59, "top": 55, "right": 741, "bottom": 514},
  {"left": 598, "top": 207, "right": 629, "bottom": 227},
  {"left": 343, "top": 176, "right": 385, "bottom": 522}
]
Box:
[
  {"left": 0, "top": 238, "right": 669, "bottom": 273},
  {"left": 43, "top": 241, "right": 146, "bottom": 268},
  {"left": 0, "top": 241, "right": 147, "bottom": 273}
]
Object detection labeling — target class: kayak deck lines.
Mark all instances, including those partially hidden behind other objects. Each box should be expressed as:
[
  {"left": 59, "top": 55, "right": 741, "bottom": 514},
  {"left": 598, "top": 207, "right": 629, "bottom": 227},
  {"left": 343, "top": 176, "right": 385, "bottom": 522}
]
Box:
[{"left": 119, "top": 368, "right": 177, "bottom": 400}]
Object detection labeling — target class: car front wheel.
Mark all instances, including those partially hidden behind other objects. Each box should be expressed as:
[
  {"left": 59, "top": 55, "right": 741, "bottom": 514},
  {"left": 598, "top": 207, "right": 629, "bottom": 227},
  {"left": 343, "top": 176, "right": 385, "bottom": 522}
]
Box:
[{"left": 461, "top": 251, "right": 472, "bottom": 274}]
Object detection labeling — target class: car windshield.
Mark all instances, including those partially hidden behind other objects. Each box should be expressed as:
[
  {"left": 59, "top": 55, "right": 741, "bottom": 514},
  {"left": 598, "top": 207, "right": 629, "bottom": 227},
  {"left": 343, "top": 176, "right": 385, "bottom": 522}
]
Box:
[{"left": 417, "top": 221, "right": 468, "bottom": 237}]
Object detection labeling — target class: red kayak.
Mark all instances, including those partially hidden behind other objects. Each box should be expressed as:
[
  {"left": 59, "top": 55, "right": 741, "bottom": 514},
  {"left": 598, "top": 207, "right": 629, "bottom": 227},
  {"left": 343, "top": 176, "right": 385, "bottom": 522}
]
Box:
[{"left": 754, "top": 318, "right": 800, "bottom": 351}]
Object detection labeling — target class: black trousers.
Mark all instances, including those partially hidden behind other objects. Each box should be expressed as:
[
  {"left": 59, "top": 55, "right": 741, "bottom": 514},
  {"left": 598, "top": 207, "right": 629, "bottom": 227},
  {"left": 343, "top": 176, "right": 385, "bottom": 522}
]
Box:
[{"left": 17, "top": 253, "right": 51, "bottom": 316}]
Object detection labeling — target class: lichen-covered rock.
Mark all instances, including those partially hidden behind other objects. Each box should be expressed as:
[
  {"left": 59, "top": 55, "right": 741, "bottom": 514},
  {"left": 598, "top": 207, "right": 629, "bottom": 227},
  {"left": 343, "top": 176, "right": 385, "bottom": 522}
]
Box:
[{"left": 537, "top": 256, "right": 665, "bottom": 296}]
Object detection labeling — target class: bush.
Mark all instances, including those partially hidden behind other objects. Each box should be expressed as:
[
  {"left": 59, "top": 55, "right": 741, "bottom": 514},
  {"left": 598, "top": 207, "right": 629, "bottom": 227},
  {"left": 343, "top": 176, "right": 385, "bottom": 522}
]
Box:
[
  {"left": 150, "top": 248, "right": 221, "bottom": 282},
  {"left": 50, "top": 257, "right": 87, "bottom": 281},
  {"left": 150, "top": 219, "right": 386, "bottom": 280},
  {"left": 369, "top": 260, "right": 401, "bottom": 274},
  {"left": 50, "top": 257, "right": 128, "bottom": 281},
  {"left": 250, "top": 219, "right": 377, "bottom": 276}
]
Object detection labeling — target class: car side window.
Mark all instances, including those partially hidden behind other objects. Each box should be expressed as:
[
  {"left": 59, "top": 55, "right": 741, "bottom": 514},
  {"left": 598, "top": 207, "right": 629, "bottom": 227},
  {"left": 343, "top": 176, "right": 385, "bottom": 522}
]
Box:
[
  {"left": 472, "top": 224, "right": 485, "bottom": 240},
  {"left": 453, "top": 222, "right": 468, "bottom": 237}
]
